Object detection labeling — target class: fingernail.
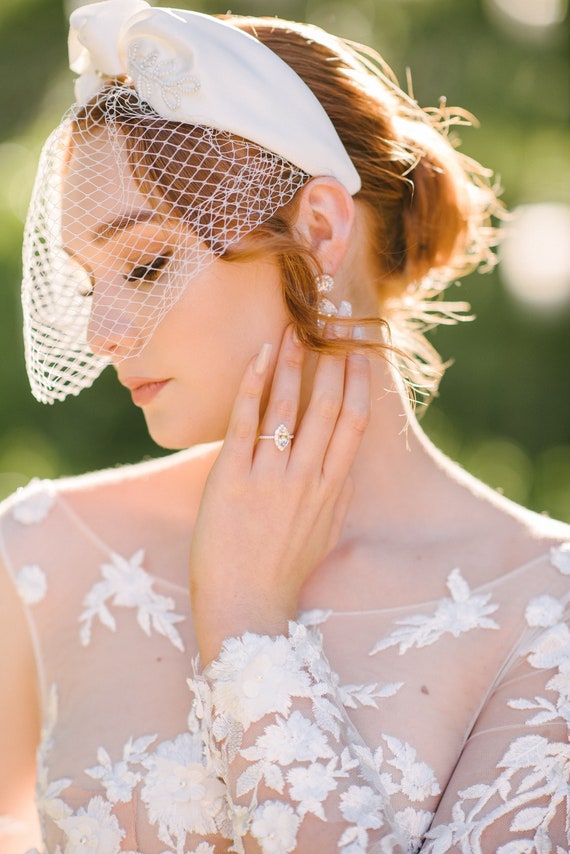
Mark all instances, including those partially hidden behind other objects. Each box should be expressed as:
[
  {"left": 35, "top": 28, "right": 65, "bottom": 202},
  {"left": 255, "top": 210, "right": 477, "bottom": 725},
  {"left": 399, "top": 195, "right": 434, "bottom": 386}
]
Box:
[
  {"left": 291, "top": 325, "right": 300, "bottom": 345},
  {"left": 254, "top": 343, "right": 272, "bottom": 375}
]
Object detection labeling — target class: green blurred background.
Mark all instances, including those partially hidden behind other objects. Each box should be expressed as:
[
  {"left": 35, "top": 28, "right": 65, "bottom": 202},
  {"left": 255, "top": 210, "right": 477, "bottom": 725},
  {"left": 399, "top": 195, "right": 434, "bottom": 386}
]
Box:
[{"left": 0, "top": 0, "right": 569, "bottom": 519}]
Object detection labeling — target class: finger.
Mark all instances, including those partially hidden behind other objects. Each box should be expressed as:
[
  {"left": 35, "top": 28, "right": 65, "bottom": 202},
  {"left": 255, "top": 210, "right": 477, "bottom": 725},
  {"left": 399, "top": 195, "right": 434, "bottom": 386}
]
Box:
[
  {"left": 288, "top": 344, "right": 348, "bottom": 471},
  {"left": 326, "top": 476, "right": 355, "bottom": 554},
  {"left": 255, "top": 326, "right": 304, "bottom": 465},
  {"left": 321, "top": 352, "right": 371, "bottom": 483},
  {"left": 222, "top": 343, "right": 272, "bottom": 476}
]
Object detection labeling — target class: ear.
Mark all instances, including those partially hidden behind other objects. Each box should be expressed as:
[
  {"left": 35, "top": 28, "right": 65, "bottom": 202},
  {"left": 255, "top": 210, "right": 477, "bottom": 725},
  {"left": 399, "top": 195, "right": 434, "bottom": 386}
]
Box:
[{"left": 293, "top": 177, "right": 355, "bottom": 274}]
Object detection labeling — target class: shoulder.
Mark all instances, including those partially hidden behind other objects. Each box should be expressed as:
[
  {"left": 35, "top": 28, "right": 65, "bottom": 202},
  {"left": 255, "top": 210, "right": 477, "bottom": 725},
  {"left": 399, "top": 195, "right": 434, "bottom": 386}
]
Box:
[
  {"left": 0, "top": 443, "right": 219, "bottom": 575},
  {"left": 53, "top": 443, "right": 219, "bottom": 540},
  {"left": 0, "top": 478, "right": 60, "bottom": 569},
  {"left": 441, "top": 454, "right": 570, "bottom": 576},
  {"left": 1, "top": 442, "right": 218, "bottom": 529},
  {"left": 464, "top": 487, "right": 570, "bottom": 610}
]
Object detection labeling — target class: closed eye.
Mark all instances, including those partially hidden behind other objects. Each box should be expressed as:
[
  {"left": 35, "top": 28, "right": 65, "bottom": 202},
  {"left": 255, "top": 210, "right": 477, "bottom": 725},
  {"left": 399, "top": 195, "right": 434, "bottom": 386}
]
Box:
[{"left": 125, "top": 254, "right": 171, "bottom": 284}]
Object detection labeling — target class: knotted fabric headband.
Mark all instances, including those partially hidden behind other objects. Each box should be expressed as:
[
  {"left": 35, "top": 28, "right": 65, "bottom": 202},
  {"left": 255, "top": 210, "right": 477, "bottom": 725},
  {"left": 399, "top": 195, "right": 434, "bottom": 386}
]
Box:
[{"left": 68, "top": 0, "right": 361, "bottom": 194}]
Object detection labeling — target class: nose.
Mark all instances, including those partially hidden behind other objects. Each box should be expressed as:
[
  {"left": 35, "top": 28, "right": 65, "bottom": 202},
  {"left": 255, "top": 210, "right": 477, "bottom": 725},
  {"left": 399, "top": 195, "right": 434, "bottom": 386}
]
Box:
[{"left": 87, "top": 290, "right": 143, "bottom": 361}]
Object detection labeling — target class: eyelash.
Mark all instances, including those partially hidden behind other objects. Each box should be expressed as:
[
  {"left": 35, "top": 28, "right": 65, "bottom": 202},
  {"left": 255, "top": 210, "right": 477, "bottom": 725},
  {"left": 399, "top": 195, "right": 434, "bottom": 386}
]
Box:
[
  {"left": 77, "top": 254, "right": 171, "bottom": 298},
  {"left": 125, "top": 254, "right": 171, "bottom": 284}
]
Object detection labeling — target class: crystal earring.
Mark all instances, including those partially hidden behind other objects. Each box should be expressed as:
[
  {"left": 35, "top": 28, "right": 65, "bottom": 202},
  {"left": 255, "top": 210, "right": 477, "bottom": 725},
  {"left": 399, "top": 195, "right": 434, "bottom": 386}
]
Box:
[
  {"left": 316, "top": 273, "right": 337, "bottom": 317},
  {"left": 315, "top": 273, "right": 352, "bottom": 326}
]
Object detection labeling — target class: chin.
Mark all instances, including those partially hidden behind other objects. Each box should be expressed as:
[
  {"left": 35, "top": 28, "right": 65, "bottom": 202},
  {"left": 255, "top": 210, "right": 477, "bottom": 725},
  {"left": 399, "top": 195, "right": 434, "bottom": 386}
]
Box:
[{"left": 144, "top": 412, "right": 226, "bottom": 450}]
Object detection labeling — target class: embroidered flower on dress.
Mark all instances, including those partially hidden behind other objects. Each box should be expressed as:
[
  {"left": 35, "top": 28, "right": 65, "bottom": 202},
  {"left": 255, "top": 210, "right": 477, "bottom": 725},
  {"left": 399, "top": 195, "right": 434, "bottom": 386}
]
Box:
[
  {"left": 16, "top": 564, "right": 47, "bottom": 604},
  {"left": 550, "top": 542, "right": 570, "bottom": 575},
  {"left": 78, "top": 550, "right": 185, "bottom": 650},
  {"left": 12, "top": 481, "right": 55, "bottom": 524},
  {"left": 56, "top": 796, "right": 125, "bottom": 853},
  {"left": 287, "top": 760, "right": 339, "bottom": 819},
  {"left": 526, "top": 623, "right": 570, "bottom": 671},
  {"left": 140, "top": 732, "right": 226, "bottom": 848},
  {"left": 86, "top": 736, "right": 157, "bottom": 803},
  {"left": 250, "top": 801, "right": 300, "bottom": 854},
  {"left": 525, "top": 594, "right": 564, "bottom": 628},
  {"left": 369, "top": 568, "right": 499, "bottom": 656},
  {"left": 244, "top": 710, "right": 335, "bottom": 766},
  {"left": 424, "top": 727, "right": 570, "bottom": 849},
  {"left": 236, "top": 710, "right": 337, "bottom": 801},
  {"left": 339, "top": 785, "right": 385, "bottom": 830},
  {"left": 394, "top": 807, "right": 434, "bottom": 853},
  {"left": 381, "top": 735, "right": 441, "bottom": 803},
  {"left": 547, "top": 659, "right": 570, "bottom": 707},
  {"left": 36, "top": 685, "right": 73, "bottom": 823},
  {"left": 208, "top": 633, "right": 313, "bottom": 727}
]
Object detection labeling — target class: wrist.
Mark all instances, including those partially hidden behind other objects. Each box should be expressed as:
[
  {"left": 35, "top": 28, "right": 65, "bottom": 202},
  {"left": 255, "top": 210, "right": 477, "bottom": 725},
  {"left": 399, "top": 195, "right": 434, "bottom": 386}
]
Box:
[{"left": 191, "top": 588, "right": 297, "bottom": 666}]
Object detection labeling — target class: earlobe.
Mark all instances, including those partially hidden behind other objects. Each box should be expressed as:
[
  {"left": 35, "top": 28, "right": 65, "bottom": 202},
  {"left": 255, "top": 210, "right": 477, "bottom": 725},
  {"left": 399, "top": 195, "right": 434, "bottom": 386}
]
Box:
[{"left": 294, "top": 177, "right": 355, "bottom": 273}]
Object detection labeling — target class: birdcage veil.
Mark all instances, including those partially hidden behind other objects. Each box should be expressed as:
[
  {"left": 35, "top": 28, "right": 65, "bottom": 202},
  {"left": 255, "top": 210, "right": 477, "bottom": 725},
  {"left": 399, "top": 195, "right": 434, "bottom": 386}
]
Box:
[
  {"left": 22, "top": 1, "right": 360, "bottom": 403},
  {"left": 22, "top": 86, "right": 311, "bottom": 403}
]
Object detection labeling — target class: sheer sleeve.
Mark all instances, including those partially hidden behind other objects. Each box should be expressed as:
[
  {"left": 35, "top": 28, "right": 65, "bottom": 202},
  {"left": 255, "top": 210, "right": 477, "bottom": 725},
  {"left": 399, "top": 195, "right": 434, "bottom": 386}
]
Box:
[
  {"left": 190, "top": 622, "right": 406, "bottom": 853},
  {"left": 422, "top": 593, "right": 570, "bottom": 852}
]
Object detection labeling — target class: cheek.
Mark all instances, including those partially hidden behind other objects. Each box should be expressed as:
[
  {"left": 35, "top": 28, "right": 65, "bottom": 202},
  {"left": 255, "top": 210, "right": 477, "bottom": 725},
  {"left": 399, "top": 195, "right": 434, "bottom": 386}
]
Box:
[{"left": 165, "top": 261, "right": 289, "bottom": 362}]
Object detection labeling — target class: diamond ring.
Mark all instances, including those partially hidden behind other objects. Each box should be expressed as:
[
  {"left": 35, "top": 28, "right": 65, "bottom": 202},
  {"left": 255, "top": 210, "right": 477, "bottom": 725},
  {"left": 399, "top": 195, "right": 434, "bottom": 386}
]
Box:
[{"left": 258, "top": 423, "right": 294, "bottom": 451}]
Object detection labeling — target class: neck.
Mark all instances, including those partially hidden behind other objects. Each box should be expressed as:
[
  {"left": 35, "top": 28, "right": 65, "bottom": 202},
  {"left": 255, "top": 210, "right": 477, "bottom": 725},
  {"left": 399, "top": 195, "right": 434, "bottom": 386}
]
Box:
[{"left": 337, "top": 356, "right": 477, "bottom": 543}]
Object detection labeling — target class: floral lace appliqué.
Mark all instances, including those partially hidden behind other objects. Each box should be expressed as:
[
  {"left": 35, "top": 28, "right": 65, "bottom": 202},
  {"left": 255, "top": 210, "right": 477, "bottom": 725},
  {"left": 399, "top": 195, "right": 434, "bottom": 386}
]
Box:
[
  {"left": 339, "top": 680, "right": 403, "bottom": 710},
  {"left": 16, "top": 563, "right": 47, "bottom": 604},
  {"left": 36, "top": 686, "right": 73, "bottom": 827},
  {"left": 550, "top": 542, "right": 570, "bottom": 575},
  {"left": 423, "top": 589, "right": 570, "bottom": 853},
  {"left": 191, "top": 623, "right": 403, "bottom": 854},
  {"left": 35, "top": 685, "right": 228, "bottom": 854},
  {"left": 140, "top": 731, "right": 227, "bottom": 848},
  {"left": 376, "top": 735, "right": 441, "bottom": 804},
  {"left": 12, "top": 480, "right": 55, "bottom": 525},
  {"left": 370, "top": 568, "right": 500, "bottom": 656},
  {"left": 56, "top": 797, "right": 125, "bottom": 854},
  {"left": 78, "top": 549, "right": 185, "bottom": 650},
  {"left": 86, "top": 735, "right": 157, "bottom": 803}
]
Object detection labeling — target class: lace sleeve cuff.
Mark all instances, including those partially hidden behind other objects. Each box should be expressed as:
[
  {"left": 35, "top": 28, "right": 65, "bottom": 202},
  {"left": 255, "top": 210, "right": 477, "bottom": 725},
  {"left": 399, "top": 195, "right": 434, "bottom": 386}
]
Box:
[{"left": 189, "top": 622, "right": 404, "bottom": 853}]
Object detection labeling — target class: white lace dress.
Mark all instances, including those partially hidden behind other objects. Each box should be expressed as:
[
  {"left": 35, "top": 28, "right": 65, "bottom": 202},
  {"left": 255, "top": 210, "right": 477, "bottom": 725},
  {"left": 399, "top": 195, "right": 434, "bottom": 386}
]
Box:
[{"left": 0, "top": 478, "right": 568, "bottom": 853}]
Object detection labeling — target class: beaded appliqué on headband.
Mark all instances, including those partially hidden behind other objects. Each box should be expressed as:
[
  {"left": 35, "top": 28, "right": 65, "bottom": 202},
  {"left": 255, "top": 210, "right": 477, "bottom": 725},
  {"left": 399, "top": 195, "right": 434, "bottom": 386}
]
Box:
[{"left": 128, "top": 42, "right": 200, "bottom": 112}]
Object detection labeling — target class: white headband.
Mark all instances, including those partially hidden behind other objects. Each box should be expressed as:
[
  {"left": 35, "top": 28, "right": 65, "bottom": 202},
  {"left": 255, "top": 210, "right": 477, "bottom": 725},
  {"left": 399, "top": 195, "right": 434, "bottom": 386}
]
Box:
[{"left": 68, "top": 0, "right": 361, "bottom": 195}]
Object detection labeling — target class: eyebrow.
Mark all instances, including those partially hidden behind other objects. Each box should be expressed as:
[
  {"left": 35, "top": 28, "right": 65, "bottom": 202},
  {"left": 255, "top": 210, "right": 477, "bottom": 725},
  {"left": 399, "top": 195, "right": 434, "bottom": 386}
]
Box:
[{"left": 92, "top": 209, "right": 163, "bottom": 242}]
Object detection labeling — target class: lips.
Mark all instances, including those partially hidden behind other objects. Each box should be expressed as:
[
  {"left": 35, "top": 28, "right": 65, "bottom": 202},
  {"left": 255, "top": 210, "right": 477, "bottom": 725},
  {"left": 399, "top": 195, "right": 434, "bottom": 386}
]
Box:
[{"left": 119, "top": 376, "right": 171, "bottom": 406}]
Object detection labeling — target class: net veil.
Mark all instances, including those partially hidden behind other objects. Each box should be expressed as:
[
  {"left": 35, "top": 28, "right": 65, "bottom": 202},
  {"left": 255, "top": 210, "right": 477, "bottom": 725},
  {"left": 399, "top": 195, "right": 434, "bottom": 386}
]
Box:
[{"left": 23, "top": 84, "right": 310, "bottom": 403}]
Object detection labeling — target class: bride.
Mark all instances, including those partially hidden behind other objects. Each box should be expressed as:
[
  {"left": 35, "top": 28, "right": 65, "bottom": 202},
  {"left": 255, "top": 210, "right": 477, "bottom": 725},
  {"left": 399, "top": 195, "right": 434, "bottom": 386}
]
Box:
[{"left": 1, "top": 2, "right": 568, "bottom": 852}]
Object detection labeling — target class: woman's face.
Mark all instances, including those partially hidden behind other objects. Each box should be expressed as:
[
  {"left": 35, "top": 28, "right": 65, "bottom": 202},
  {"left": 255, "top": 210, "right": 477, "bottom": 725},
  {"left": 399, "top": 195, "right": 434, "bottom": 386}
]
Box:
[{"left": 62, "top": 130, "right": 290, "bottom": 449}]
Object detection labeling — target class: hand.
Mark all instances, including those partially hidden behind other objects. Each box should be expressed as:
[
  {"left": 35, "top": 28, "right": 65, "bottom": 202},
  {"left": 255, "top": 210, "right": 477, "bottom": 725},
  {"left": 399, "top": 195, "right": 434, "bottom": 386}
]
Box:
[{"left": 189, "top": 325, "right": 370, "bottom": 665}]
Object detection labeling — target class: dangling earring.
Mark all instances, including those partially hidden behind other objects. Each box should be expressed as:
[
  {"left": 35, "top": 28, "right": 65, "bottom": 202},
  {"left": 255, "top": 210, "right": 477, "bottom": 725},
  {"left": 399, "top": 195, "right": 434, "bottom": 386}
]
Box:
[
  {"left": 316, "top": 273, "right": 337, "bottom": 317},
  {"left": 315, "top": 273, "right": 352, "bottom": 321}
]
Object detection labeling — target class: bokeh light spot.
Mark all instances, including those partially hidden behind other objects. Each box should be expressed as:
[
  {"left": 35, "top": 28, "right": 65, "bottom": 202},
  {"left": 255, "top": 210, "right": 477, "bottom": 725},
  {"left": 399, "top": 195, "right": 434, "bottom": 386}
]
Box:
[
  {"left": 494, "top": 0, "right": 567, "bottom": 27},
  {"left": 499, "top": 204, "right": 570, "bottom": 312}
]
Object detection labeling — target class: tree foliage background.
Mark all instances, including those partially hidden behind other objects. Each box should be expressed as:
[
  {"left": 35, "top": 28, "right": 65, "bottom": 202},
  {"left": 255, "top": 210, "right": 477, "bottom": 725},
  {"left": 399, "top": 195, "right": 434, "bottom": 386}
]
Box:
[{"left": 0, "top": 0, "right": 568, "bottom": 520}]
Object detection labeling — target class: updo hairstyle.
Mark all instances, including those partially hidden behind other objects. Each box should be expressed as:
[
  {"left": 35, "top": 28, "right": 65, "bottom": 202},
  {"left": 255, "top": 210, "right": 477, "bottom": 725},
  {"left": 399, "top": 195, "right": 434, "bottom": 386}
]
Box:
[{"left": 73, "top": 14, "right": 500, "bottom": 397}]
